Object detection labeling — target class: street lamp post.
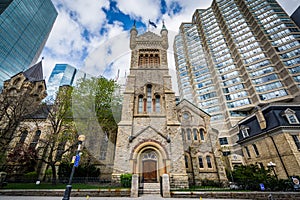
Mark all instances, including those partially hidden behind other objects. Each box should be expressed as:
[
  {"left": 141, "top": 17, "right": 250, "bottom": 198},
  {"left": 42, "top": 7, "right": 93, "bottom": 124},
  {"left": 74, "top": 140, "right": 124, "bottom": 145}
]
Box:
[
  {"left": 62, "top": 135, "right": 85, "bottom": 200},
  {"left": 267, "top": 161, "right": 278, "bottom": 180}
]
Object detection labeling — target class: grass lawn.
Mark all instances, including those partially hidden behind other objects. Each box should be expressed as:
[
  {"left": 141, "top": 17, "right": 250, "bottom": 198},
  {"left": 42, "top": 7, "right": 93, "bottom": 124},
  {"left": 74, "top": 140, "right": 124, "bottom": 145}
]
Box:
[{"left": 1, "top": 183, "right": 128, "bottom": 190}]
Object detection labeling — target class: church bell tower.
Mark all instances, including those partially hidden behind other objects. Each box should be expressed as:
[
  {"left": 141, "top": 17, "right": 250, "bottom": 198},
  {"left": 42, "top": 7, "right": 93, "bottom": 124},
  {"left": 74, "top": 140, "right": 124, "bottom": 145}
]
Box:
[{"left": 112, "top": 22, "right": 189, "bottom": 189}]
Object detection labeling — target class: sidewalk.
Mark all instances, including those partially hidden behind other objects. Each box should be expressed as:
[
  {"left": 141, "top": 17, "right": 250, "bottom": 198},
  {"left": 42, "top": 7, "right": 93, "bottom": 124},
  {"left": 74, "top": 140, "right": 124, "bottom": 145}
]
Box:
[{"left": 0, "top": 195, "right": 248, "bottom": 200}]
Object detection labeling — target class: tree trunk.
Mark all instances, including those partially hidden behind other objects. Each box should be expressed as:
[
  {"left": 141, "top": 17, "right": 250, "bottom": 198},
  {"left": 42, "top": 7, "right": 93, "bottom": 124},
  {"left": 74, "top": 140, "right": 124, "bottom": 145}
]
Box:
[{"left": 51, "top": 164, "right": 57, "bottom": 185}]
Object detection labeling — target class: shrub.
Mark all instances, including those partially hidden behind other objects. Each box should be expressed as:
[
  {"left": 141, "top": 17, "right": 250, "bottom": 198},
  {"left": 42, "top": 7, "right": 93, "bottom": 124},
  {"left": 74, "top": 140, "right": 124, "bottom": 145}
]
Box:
[
  {"left": 24, "top": 171, "right": 38, "bottom": 180},
  {"left": 120, "top": 173, "right": 132, "bottom": 188},
  {"left": 201, "top": 179, "right": 221, "bottom": 187}
]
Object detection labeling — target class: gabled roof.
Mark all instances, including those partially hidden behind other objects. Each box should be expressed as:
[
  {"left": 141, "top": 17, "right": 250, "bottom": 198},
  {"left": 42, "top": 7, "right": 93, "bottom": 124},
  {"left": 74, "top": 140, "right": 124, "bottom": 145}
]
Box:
[
  {"left": 23, "top": 61, "right": 44, "bottom": 82},
  {"left": 176, "top": 99, "right": 211, "bottom": 117},
  {"left": 24, "top": 104, "right": 52, "bottom": 119},
  {"left": 136, "top": 31, "right": 162, "bottom": 41}
]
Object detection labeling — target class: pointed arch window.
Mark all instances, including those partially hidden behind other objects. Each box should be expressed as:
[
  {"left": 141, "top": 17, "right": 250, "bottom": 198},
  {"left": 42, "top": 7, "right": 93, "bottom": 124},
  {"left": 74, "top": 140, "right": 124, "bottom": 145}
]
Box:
[
  {"left": 198, "top": 156, "right": 204, "bottom": 168},
  {"left": 155, "top": 95, "right": 160, "bottom": 113},
  {"left": 138, "top": 95, "right": 143, "bottom": 113},
  {"left": 187, "top": 128, "right": 191, "bottom": 140},
  {"left": 206, "top": 156, "right": 212, "bottom": 168},
  {"left": 184, "top": 155, "right": 189, "bottom": 168},
  {"left": 200, "top": 128, "right": 205, "bottom": 140},
  {"left": 147, "top": 85, "right": 152, "bottom": 113},
  {"left": 30, "top": 130, "right": 41, "bottom": 149},
  {"left": 19, "top": 130, "right": 28, "bottom": 144},
  {"left": 181, "top": 129, "right": 186, "bottom": 142},
  {"left": 139, "top": 54, "right": 144, "bottom": 66},
  {"left": 193, "top": 128, "right": 198, "bottom": 140}
]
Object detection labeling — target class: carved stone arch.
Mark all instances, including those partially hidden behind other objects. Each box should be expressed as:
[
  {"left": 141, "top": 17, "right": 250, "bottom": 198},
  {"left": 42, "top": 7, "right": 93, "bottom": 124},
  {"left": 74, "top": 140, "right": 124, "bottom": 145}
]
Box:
[
  {"left": 131, "top": 140, "right": 170, "bottom": 182},
  {"left": 203, "top": 152, "right": 215, "bottom": 170}
]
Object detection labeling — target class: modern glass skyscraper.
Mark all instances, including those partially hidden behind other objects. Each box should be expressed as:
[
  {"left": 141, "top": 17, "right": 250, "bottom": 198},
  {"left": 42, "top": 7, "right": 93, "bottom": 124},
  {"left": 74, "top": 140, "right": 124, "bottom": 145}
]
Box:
[
  {"left": 174, "top": 0, "right": 300, "bottom": 143},
  {"left": 0, "top": 0, "right": 57, "bottom": 88},
  {"left": 46, "top": 64, "right": 91, "bottom": 102}
]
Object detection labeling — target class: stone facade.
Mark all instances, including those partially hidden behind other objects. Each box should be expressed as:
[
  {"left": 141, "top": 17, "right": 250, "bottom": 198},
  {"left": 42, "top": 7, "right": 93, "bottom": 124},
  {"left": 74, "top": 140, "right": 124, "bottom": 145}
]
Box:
[
  {"left": 236, "top": 103, "right": 300, "bottom": 179},
  {"left": 0, "top": 61, "right": 49, "bottom": 178},
  {"left": 112, "top": 23, "right": 227, "bottom": 189},
  {"left": 177, "top": 100, "right": 227, "bottom": 185}
]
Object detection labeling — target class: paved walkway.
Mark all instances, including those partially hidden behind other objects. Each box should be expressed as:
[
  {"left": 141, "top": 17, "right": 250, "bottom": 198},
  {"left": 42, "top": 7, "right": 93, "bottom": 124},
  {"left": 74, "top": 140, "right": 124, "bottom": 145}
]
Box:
[{"left": 0, "top": 195, "right": 250, "bottom": 200}]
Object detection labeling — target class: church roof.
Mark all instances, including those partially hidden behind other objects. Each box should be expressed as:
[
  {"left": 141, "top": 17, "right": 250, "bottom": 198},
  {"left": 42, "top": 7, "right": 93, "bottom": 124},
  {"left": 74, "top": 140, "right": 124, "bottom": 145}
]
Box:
[
  {"left": 136, "top": 31, "right": 162, "bottom": 41},
  {"left": 176, "top": 99, "right": 211, "bottom": 117},
  {"left": 23, "top": 61, "right": 44, "bottom": 82}
]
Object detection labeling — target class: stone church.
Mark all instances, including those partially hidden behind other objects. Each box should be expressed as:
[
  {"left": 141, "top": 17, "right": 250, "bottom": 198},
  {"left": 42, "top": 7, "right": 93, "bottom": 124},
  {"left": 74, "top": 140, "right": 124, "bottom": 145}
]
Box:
[{"left": 112, "top": 23, "right": 227, "bottom": 190}]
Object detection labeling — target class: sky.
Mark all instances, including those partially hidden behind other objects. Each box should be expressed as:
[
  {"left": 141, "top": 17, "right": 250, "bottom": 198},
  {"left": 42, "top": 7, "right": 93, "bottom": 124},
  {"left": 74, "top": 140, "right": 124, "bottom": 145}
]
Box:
[{"left": 40, "top": 0, "right": 300, "bottom": 92}]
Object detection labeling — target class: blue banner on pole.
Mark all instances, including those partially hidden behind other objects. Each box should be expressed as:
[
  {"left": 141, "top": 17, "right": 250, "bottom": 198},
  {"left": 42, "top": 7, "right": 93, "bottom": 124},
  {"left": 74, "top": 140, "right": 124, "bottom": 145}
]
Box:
[
  {"left": 259, "top": 183, "right": 265, "bottom": 191},
  {"left": 74, "top": 154, "right": 81, "bottom": 167}
]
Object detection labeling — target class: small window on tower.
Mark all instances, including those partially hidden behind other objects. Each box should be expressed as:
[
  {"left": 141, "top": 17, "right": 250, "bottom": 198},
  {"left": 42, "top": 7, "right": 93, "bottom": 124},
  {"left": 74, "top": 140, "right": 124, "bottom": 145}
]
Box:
[{"left": 138, "top": 95, "right": 143, "bottom": 113}]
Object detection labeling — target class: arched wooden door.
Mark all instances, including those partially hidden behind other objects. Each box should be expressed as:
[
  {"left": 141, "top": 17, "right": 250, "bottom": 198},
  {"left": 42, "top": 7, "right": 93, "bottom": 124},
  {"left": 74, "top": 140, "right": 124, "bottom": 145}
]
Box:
[{"left": 142, "top": 151, "right": 158, "bottom": 183}]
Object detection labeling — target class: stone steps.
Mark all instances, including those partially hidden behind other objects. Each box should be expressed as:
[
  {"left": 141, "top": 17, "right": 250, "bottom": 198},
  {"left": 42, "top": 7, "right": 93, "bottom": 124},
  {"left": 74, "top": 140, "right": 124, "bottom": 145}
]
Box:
[{"left": 140, "top": 183, "right": 161, "bottom": 195}]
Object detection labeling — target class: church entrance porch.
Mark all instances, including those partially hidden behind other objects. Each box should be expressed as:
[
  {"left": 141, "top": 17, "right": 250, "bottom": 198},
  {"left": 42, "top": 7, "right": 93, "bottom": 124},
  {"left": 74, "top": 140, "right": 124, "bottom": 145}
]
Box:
[
  {"left": 130, "top": 140, "right": 171, "bottom": 185},
  {"left": 142, "top": 152, "right": 158, "bottom": 183}
]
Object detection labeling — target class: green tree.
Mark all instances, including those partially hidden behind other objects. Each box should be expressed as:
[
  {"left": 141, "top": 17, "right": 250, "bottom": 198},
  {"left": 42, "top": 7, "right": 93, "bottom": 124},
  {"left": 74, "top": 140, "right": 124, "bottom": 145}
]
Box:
[
  {"left": 72, "top": 77, "right": 121, "bottom": 161},
  {"left": 72, "top": 77, "right": 121, "bottom": 133},
  {"left": 37, "top": 86, "right": 77, "bottom": 185},
  {"left": 232, "top": 164, "right": 272, "bottom": 190}
]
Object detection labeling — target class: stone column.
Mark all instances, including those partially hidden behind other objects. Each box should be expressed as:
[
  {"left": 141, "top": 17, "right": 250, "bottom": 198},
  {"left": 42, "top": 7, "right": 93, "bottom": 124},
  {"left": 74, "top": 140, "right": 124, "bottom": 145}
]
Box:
[
  {"left": 162, "top": 174, "right": 171, "bottom": 198},
  {"left": 131, "top": 174, "right": 139, "bottom": 198}
]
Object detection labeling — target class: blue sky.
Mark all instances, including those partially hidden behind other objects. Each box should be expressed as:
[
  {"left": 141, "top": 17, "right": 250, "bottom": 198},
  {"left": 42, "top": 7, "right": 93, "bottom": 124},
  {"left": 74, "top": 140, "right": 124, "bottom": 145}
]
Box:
[{"left": 41, "top": 0, "right": 300, "bottom": 90}]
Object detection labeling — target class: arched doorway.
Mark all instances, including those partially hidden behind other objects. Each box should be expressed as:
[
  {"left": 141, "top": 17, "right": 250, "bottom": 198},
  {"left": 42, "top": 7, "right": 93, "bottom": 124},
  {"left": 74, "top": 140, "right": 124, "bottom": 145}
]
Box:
[
  {"left": 131, "top": 140, "right": 170, "bottom": 184},
  {"left": 142, "top": 151, "right": 158, "bottom": 183}
]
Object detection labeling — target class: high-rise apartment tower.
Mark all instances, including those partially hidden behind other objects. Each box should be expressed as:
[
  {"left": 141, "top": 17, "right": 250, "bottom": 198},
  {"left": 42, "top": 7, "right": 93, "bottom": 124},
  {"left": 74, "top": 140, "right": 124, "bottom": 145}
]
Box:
[
  {"left": 174, "top": 0, "right": 300, "bottom": 144},
  {"left": 0, "top": 0, "right": 57, "bottom": 88}
]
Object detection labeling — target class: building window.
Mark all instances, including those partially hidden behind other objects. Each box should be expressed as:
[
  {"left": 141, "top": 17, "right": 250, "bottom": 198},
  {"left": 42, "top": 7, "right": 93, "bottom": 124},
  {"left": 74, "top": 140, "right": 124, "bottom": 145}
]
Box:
[
  {"left": 155, "top": 95, "right": 160, "bottom": 113},
  {"left": 198, "top": 156, "right": 204, "bottom": 168},
  {"left": 206, "top": 156, "right": 212, "bottom": 168},
  {"left": 240, "top": 125, "right": 250, "bottom": 138},
  {"left": 292, "top": 135, "right": 300, "bottom": 150},
  {"left": 200, "top": 128, "right": 205, "bottom": 140},
  {"left": 184, "top": 155, "right": 189, "bottom": 168},
  {"left": 181, "top": 129, "right": 186, "bottom": 142},
  {"left": 29, "top": 130, "right": 41, "bottom": 149},
  {"left": 245, "top": 146, "right": 251, "bottom": 158},
  {"left": 187, "top": 129, "right": 191, "bottom": 140},
  {"left": 252, "top": 144, "right": 260, "bottom": 156},
  {"left": 147, "top": 85, "right": 152, "bottom": 113},
  {"left": 282, "top": 108, "right": 300, "bottom": 124},
  {"left": 138, "top": 95, "right": 143, "bottom": 113},
  {"left": 193, "top": 128, "right": 198, "bottom": 140},
  {"left": 19, "top": 130, "right": 28, "bottom": 144},
  {"left": 183, "top": 112, "right": 190, "bottom": 120},
  {"left": 219, "top": 137, "right": 228, "bottom": 145}
]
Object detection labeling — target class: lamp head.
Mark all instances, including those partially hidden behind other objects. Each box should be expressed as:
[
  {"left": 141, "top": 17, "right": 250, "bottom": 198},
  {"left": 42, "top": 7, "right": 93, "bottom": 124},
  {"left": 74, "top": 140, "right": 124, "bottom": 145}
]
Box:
[{"left": 78, "top": 135, "right": 86, "bottom": 142}]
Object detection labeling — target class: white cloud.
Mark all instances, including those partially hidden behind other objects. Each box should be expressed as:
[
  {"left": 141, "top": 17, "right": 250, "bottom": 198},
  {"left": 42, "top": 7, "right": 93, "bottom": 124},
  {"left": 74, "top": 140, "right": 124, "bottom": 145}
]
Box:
[
  {"left": 83, "top": 24, "right": 130, "bottom": 78},
  {"left": 41, "top": 0, "right": 299, "bottom": 90},
  {"left": 114, "top": 0, "right": 162, "bottom": 22},
  {"left": 56, "top": 0, "right": 109, "bottom": 34}
]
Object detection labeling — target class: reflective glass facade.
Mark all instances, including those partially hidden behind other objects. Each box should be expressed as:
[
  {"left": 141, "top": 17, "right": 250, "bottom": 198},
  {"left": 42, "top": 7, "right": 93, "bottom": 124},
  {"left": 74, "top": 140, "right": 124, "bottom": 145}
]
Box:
[
  {"left": 174, "top": 0, "right": 300, "bottom": 130},
  {"left": 46, "top": 64, "right": 90, "bottom": 102},
  {"left": 0, "top": 0, "right": 57, "bottom": 88}
]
